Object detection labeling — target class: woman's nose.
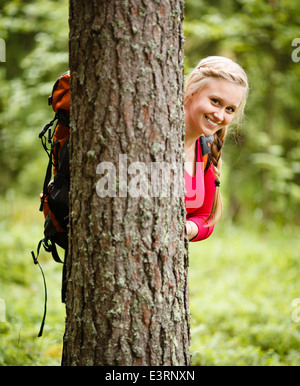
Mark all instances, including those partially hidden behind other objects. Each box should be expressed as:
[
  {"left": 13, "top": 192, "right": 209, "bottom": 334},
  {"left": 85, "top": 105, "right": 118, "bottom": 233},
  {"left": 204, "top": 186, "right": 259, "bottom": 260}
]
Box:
[{"left": 213, "top": 109, "right": 224, "bottom": 122}]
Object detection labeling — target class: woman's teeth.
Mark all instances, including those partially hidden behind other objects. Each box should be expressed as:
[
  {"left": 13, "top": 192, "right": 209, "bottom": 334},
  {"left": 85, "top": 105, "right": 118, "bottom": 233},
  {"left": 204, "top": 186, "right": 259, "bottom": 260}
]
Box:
[{"left": 206, "top": 116, "right": 219, "bottom": 127}]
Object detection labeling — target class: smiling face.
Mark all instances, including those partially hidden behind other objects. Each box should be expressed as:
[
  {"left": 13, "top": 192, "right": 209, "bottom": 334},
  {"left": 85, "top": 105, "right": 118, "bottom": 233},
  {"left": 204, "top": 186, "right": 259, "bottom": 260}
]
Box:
[{"left": 184, "top": 78, "right": 245, "bottom": 138}]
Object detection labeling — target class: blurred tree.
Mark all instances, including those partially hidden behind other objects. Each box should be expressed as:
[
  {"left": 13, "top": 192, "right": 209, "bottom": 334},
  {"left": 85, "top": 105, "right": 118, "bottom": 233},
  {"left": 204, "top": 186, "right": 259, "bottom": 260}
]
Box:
[{"left": 0, "top": 0, "right": 68, "bottom": 196}]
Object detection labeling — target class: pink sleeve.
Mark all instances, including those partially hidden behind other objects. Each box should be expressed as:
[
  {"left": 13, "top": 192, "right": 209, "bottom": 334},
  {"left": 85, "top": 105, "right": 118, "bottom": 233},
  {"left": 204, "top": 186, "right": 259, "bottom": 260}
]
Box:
[{"left": 187, "top": 164, "right": 216, "bottom": 242}]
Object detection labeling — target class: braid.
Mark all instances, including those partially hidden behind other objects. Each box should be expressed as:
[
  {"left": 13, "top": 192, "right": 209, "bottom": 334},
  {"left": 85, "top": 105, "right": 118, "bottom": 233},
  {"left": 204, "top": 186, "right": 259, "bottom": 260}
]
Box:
[
  {"left": 211, "top": 128, "right": 226, "bottom": 172},
  {"left": 206, "top": 127, "right": 227, "bottom": 225}
]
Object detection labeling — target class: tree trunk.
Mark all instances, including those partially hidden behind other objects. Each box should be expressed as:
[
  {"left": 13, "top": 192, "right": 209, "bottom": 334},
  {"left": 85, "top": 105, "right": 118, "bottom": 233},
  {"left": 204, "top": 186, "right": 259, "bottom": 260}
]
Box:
[{"left": 62, "top": 0, "right": 189, "bottom": 366}]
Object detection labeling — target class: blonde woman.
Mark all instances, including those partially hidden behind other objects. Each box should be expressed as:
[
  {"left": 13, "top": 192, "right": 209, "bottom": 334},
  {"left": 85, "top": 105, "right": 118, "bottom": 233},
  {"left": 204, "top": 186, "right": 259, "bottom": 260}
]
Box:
[{"left": 184, "top": 56, "right": 249, "bottom": 241}]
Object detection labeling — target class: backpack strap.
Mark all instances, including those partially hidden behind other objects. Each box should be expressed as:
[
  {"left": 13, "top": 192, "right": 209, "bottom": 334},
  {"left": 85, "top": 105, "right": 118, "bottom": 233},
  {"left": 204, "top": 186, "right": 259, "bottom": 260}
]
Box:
[
  {"left": 199, "top": 135, "right": 214, "bottom": 172},
  {"left": 31, "top": 241, "right": 48, "bottom": 337},
  {"left": 31, "top": 236, "right": 64, "bottom": 337},
  {"left": 39, "top": 110, "right": 70, "bottom": 213},
  {"left": 38, "top": 109, "right": 70, "bottom": 140},
  {"left": 56, "top": 109, "right": 70, "bottom": 128},
  {"left": 42, "top": 237, "right": 64, "bottom": 264}
]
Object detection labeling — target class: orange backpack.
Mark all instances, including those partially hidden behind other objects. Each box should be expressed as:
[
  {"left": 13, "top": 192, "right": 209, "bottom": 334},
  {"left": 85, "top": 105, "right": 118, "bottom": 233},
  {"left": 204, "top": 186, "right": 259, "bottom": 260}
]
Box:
[
  {"left": 39, "top": 70, "right": 70, "bottom": 249},
  {"left": 31, "top": 71, "right": 70, "bottom": 336}
]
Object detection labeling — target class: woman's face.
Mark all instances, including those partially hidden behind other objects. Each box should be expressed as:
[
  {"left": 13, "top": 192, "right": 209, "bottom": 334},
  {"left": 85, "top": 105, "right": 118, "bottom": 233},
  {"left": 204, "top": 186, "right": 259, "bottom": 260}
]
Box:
[{"left": 185, "top": 78, "right": 244, "bottom": 137}]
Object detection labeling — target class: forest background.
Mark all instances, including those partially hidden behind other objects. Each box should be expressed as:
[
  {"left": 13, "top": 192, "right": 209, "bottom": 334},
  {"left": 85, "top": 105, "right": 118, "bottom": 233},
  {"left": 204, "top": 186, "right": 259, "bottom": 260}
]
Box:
[{"left": 1, "top": 0, "right": 300, "bottom": 366}]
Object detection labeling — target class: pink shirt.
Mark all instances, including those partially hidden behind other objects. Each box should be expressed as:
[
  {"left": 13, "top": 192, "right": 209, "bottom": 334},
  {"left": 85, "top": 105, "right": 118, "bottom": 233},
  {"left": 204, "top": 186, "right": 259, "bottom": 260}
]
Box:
[{"left": 184, "top": 138, "right": 215, "bottom": 242}]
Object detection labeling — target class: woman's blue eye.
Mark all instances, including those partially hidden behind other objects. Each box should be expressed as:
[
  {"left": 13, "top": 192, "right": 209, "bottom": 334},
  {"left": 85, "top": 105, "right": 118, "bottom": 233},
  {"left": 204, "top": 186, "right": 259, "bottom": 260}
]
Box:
[{"left": 226, "top": 107, "right": 235, "bottom": 113}]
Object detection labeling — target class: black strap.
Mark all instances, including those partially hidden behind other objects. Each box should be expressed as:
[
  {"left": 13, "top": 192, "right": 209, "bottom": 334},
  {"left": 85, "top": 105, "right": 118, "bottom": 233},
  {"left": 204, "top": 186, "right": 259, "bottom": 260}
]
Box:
[
  {"left": 38, "top": 110, "right": 69, "bottom": 139},
  {"left": 51, "top": 242, "right": 64, "bottom": 264},
  {"left": 39, "top": 151, "right": 53, "bottom": 212},
  {"left": 31, "top": 241, "right": 48, "bottom": 337},
  {"left": 56, "top": 109, "right": 70, "bottom": 128},
  {"left": 43, "top": 238, "right": 64, "bottom": 264},
  {"left": 39, "top": 113, "right": 58, "bottom": 139},
  {"left": 39, "top": 110, "right": 70, "bottom": 213},
  {"left": 30, "top": 237, "right": 64, "bottom": 337}
]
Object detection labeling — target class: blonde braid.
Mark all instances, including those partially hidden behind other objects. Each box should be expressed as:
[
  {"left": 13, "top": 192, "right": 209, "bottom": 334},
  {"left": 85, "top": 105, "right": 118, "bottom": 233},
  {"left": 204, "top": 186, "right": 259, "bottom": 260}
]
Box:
[{"left": 206, "top": 127, "right": 227, "bottom": 226}]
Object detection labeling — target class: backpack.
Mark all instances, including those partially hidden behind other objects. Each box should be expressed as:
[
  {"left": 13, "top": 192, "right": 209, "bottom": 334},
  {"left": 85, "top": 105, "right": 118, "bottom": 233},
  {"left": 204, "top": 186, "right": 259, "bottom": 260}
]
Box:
[{"left": 31, "top": 70, "right": 70, "bottom": 336}]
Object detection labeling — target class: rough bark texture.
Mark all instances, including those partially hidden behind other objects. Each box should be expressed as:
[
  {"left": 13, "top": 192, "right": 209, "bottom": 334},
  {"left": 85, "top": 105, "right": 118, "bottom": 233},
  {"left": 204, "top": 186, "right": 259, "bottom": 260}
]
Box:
[{"left": 62, "top": 0, "right": 189, "bottom": 366}]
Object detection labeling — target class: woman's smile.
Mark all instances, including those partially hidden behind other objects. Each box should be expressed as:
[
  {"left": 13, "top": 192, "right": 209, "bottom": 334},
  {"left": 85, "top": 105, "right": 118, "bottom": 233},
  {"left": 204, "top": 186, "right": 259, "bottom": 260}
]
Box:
[{"left": 205, "top": 115, "right": 221, "bottom": 128}]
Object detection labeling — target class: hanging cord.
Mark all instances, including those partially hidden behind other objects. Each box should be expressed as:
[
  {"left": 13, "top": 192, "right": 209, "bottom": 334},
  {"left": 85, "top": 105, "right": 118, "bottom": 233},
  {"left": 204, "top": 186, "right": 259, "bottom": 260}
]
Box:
[
  {"left": 31, "top": 241, "right": 48, "bottom": 337},
  {"left": 39, "top": 113, "right": 58, "bottom": 140}
]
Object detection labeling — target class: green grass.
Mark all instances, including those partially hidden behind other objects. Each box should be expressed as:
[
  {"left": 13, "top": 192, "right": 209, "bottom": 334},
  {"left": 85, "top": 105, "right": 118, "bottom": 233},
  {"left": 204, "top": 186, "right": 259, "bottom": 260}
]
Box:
[
  {"left": 1, "top": 196, "right": 300, "bottom": 365},
  {"left": 189, "top": 223, "right": 300, "bottom": 366},
  {"left": 0, "top": 197, "right": 65, "bottom": 365}
]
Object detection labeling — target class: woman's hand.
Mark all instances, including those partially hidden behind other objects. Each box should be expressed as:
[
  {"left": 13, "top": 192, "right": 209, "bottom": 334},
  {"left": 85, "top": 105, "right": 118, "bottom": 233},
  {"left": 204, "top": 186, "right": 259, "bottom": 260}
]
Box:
[{"left": 185, "top": 220, "right": 198, "bottom": 240}]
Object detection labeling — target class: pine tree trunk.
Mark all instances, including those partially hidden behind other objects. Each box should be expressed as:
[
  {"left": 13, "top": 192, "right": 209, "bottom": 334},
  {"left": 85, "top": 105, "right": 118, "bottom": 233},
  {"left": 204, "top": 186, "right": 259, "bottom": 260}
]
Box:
[{"left": 62, "top": 0, "right": 189, "bottom": 366}]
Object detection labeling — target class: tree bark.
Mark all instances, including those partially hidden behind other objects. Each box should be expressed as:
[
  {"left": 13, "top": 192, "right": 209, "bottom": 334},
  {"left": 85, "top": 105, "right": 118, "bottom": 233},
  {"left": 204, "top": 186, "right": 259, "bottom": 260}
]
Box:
[{"left": 62, "top": 0, "right": 189, "bottom": 366}]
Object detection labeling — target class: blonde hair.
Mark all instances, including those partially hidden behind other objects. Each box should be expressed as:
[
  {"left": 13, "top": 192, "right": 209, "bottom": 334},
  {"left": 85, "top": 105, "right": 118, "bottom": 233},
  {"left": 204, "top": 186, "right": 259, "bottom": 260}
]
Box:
[{"left": 184, "top": 56, "right": 249, "bottom": 225}]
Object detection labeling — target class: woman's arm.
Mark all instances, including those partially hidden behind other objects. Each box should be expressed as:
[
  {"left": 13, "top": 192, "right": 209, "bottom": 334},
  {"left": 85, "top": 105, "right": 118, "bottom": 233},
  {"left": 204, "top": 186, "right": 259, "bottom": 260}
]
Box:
[{"left": 186, "top": 164, "right": 216, "bottom": 242}]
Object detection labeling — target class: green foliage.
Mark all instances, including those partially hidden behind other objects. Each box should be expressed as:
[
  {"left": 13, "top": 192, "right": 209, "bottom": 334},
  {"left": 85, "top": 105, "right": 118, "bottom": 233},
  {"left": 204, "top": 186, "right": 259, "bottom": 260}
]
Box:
[
  {"left": 0, "top": 0, "right": 68, "bottom": 196},
  {"left": 0, "top": 197, "right": 65, "bottom": 366},
  {"left": 189, "top": 222, "right": 300, "bottom": 366}
]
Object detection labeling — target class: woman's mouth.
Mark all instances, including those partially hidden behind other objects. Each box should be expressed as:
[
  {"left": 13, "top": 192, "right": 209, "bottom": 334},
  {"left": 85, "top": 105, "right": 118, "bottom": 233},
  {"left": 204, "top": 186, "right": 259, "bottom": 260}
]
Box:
[{"left": 205, "top": 115, "right": 220, "bottom": 128}]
